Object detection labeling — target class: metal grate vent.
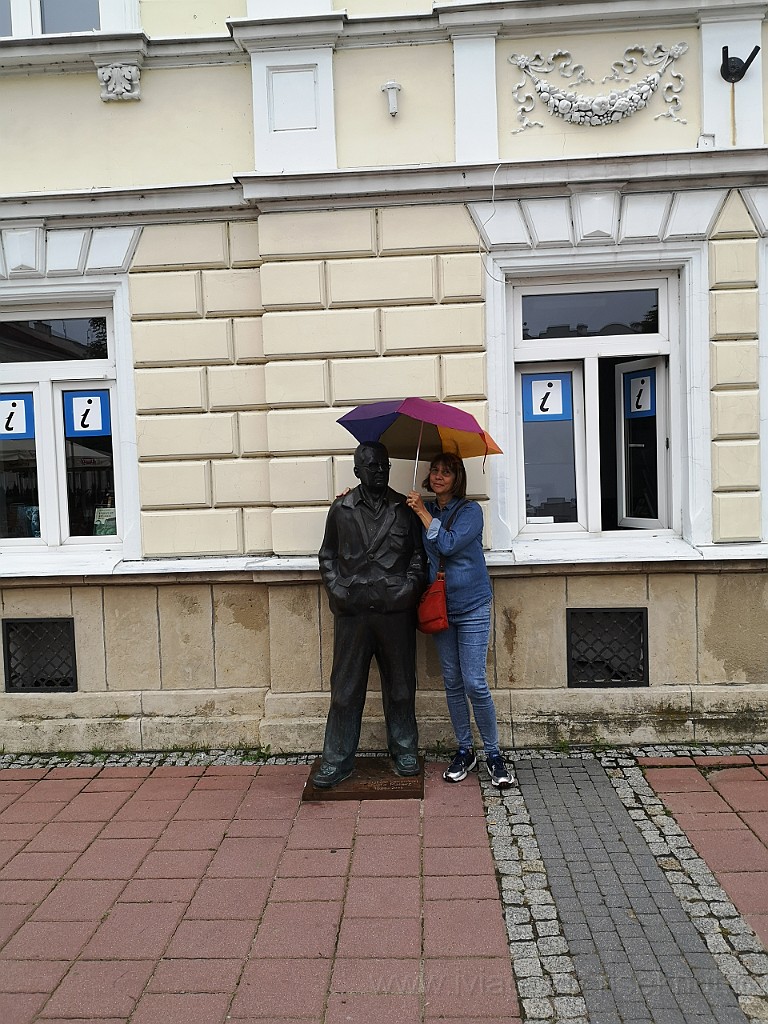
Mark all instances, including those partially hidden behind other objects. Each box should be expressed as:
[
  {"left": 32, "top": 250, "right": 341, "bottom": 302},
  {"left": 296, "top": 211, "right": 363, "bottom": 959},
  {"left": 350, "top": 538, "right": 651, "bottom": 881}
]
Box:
[
  {"left": 567, "top": 608, "right": 648, "bottom": 688},
  {"left": 3, "top": 618, "right": 78, "bottom": 693}
]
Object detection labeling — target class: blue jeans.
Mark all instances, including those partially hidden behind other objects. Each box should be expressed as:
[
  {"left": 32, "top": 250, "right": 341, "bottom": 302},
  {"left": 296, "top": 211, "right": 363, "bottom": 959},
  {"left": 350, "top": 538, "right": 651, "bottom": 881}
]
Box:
[{"left": 432, "top": 601, "right": 500, "bottom": 757}]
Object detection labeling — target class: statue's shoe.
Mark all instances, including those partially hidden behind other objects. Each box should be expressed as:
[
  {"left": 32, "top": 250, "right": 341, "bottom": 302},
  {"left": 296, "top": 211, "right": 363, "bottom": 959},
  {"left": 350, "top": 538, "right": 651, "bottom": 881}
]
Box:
[
  {"left": 311, "top": 761, "right": 353, "bottom": 788},
  {"left": 393, "top": 753, "right": 420, "bottom": 777}
]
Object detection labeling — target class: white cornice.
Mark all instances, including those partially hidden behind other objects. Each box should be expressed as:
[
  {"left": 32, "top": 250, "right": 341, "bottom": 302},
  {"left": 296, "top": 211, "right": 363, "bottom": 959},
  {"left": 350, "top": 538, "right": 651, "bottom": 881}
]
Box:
[
  {"left": 138, "top": 36, "right": 245, "bottom": 69},
  {"left": 436, "top": 0, "right": 768, "bottom": 32},
  {"left": 698, "top": 3, "right": 768, "bottom": 22},
  {"left": 236, "top": 150, "right": 768, "bottom": 211},
  {"left": 0, "top": 33, "right": 246, "bottom": 75},
  {"left": 0, "top": 182, "right": 248, "bottom": 227},
  {"left": 0, "top": 31, "right": 148, "bottom": 74},
  {"left": 335, "top": 15, "right": 447, "bottom": 48},
  {"left": 1, "top": 150, "right": 767, "bottom": 225},
  {"left": 1, "top": 1, "right": 765, "bottom": 78},
  {"left": 228, "top": 14, "right": 345, "bottom": 51}
]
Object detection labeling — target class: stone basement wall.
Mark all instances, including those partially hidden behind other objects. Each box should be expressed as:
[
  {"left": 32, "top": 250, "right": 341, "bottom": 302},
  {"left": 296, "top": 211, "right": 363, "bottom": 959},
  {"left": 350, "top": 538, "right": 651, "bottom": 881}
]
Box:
[
  {"left": 3, "top": 565, "right": 768, "bottom": 754},
  {"left": 128, "top": 206, "right": 488, "bottom": 558}
]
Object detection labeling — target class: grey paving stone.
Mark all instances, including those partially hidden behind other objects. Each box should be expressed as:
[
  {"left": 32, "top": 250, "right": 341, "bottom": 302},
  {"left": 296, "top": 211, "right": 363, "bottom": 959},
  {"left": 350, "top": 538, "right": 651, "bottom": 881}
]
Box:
[
  {"left": 517, "top": 757, "right": 751, "bottom": 1024},
  {"left": 593, "top": 932, "right": 625, "bottom": 952}
]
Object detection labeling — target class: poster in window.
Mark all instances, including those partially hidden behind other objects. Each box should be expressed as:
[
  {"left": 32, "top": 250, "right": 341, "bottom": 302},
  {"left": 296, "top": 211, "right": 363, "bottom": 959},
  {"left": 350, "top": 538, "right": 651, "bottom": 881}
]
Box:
[
  {"left": 624, "top": 369, "right": 656, "bottom": 419},
  {"left": 0, "top": 393, "right": 35, "bottom": 440},
  {"left": 522, "top": 373, "right": 573, "bottom": 423},
  {"left": 63, "top": 391, "right": 112, "bottom": 438},
  {"left": 92, "top": 507, "right": 117, "bottom": 536}
]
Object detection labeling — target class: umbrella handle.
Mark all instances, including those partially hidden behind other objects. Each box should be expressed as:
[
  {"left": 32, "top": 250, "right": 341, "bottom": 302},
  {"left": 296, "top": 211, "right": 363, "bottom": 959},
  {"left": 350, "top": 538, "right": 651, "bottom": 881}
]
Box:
[{"left": 412, "top": 420, "right": 424, "bottom": 490}]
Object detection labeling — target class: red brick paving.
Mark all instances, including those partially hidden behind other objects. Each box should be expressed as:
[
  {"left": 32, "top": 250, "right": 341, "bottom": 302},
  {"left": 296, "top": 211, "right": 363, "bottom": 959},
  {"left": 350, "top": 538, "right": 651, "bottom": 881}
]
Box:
[
  {"left": 0, "top": 761, "right": 518, "bottom": 1023},
  {"left": 643, "top": 766, "right": 712, "bottom": 792},
  {"left": 643, "top": 754, "right": 768, "bottom": 946},
  {"left": 325, "top": 992, "right": 422, "bottom": 1024}
]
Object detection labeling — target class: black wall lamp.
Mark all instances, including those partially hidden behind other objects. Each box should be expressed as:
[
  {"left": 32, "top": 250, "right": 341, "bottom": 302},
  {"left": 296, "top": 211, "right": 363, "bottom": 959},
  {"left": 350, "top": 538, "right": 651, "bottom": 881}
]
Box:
[{"left": 720, "top": 45, "right": 760, "bottom": 83}]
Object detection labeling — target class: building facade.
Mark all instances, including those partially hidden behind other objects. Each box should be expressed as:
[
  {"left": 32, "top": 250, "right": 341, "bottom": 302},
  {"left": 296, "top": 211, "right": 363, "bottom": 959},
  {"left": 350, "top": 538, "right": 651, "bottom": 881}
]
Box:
[{"left": 2, "top": 0, "right": 768, "bottom": 752}]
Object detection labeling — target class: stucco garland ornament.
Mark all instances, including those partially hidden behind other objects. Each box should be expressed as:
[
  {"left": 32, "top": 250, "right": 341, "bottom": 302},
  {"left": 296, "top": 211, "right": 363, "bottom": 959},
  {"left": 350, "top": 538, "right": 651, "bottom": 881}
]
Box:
[{"left": 508, "top": 42, "right": 688, "bottom": 133}]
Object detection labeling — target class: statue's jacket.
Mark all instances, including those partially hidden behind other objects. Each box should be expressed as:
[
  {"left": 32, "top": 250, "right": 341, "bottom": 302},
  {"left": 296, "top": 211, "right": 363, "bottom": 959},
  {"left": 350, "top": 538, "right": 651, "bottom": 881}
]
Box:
[{"left": 319, "top": 486, "right": 426, "bottom": 616}]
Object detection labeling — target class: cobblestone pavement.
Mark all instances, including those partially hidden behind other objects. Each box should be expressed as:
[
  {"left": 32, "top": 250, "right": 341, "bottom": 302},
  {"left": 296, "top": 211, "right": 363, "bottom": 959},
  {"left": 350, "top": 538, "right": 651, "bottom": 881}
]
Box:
[{"left": 4, "top": 745, "right": 768, "bottom": 1023}]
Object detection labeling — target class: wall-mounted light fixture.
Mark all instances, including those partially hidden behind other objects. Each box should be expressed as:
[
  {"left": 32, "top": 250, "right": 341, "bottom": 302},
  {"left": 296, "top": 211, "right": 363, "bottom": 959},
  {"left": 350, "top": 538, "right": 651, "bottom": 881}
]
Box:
[
  {"left": 720, "top": 45, "right": 760, "bottom": 83},
  {"left": 381, "top": 80, "right": 401, "bottom": 116}
]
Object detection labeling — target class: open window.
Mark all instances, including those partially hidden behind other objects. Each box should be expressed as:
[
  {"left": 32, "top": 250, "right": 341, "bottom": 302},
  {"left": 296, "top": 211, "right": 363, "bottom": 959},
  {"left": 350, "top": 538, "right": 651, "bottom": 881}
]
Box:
[{"left": 512, "top": 277, "right": 675, "bottom": 537}]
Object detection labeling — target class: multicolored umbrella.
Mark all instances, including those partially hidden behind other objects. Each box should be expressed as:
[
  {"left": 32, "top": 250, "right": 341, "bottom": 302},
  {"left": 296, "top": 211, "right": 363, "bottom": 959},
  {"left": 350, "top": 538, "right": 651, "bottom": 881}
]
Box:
[{"left": 337, "top": 397, "right": 502, "bottom": 485}]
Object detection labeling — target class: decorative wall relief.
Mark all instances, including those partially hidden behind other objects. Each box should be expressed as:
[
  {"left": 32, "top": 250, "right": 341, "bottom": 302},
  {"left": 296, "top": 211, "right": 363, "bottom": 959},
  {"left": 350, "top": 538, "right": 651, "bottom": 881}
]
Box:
[
  {"left": 508, "top": 43, "right": 688, "bottom": 133},
  {"left": 97, "top": 64, "right": 141, "bottom": 102}
]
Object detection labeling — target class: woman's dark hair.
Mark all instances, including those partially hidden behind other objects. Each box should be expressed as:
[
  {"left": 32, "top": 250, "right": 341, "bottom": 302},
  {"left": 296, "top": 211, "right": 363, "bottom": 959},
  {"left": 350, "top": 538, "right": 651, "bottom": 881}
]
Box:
[{"left": 422, "top": 452, "right": 468, "bottom": 499}]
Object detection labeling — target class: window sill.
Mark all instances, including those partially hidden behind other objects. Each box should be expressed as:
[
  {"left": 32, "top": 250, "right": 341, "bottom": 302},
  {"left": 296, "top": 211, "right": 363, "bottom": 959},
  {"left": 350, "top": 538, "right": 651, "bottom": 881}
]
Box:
[
  {"left": 0, "top": 547, "right": 125, "bottom": 578},
  {"left": 5, "top": 540, "right": 768, "bottom": 584},
  {"left": 0, "top": 552, "right": 317, "bottom": 581},
  {"left": 486, "top": 533, "right": 703, "bottom": 567}
]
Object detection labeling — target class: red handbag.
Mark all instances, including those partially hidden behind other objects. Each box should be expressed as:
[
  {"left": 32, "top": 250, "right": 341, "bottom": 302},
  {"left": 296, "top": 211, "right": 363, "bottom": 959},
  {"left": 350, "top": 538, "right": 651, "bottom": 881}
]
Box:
[
  {"left": 417, "top": 573, "right": 448, "bottom": 634},
  {"left": 416, "top": 500, "right": 468, "bottom": 634}
]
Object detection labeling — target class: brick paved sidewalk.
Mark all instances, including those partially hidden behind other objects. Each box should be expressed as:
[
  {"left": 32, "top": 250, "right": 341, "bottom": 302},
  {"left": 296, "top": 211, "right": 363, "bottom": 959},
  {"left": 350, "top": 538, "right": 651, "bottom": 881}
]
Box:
[
  {"left": 0, "top": 761, "right": 520, "bottom": 1024},
  {"left": 641, "top": 755, "right": 768, "bottom": 953}
]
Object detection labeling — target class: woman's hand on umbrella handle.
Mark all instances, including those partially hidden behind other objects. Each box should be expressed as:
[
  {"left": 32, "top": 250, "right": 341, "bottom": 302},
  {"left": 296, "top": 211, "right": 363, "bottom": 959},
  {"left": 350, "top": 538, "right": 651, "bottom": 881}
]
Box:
[{"left": 407, "top": 490, "right": 432, "bottom": 528}]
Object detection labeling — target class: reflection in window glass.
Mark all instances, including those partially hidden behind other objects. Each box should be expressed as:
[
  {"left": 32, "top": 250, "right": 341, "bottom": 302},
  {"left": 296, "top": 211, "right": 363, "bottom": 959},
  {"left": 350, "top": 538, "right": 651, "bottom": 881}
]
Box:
[
  {"left": 623, "top": 370, "right": 659, "bottom": 520},
  {"left": 0, "top": 1, "right": 11, "bottom": 36},
  {"left": 523, "top": 290, "right": 659, "bottom": 340},
  {"left": 0, "top": 319, "right": 108, "bottom": 363},
  {"left": 0, "top": 394, "right": 40, "bottom": 539},
  {"left": 522, "top": 371, "right": 578, "bottom": 524},
  {"left": 523, "top": 418, "right": 578, "bottom": 523},
  {"left": 624, "top": 414, "right": 658, "bottom": 519},
  {"left": 41, "top": 0, "right": 99, "bottom": 33},
  {"left": 63, "top": 391, "right": 116, "bottom": 537}
]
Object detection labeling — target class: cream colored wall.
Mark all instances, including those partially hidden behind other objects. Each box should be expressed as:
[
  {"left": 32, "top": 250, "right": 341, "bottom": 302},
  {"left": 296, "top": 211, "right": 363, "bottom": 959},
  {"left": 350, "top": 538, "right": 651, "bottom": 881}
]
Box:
[
  {"left": 708, "top": 191, "right": 762, "bottom": 543},
  {"left": 0, "top": 66, "right": 252, "bottom": 195},
  {"left": 334, "top": 43, "right": 454, "bottom": 168},
  {"left": 128, "top": 205, "right": 487, "bottom": 558},
  {"left": 497, "top": 32, "right": 702, "bottom": 161},
  {"left": 129, "top": 220, "right": 265, "bottom": 558},
  {"left": 139, "top": 0, "right": 246, "bottom": 37}
]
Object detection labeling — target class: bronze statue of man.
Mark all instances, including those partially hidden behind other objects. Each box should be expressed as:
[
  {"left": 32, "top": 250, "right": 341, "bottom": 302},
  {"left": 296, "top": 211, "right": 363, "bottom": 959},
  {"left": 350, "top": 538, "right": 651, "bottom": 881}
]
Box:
[{"left": 312, "top": 441, "right": 426, "bottom": 788}]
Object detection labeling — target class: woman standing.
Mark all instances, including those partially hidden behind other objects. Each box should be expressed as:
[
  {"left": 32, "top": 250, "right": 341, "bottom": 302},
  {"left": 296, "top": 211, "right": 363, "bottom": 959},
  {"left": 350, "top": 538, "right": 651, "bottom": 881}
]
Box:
[{"left": 407, "top": 452, "right": 513, "bottom": 787}]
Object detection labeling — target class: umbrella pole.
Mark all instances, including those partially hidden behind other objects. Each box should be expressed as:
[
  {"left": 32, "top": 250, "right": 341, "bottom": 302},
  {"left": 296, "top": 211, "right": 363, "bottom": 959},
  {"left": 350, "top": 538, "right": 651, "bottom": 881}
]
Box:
[{"left": 412, "top": 421, "right": 424, "bottom": 491}]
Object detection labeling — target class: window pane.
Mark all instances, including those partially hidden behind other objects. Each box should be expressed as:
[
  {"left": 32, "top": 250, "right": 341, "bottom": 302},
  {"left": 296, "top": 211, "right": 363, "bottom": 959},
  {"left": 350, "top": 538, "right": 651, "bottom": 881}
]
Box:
[
  {"left": 623, "top": 370, "right": 658, "bottom": 519},
  {"left": 522, "top": 372, "right": 578, "bottom": 523},
  {"left": 0, "top": 394, "right": 40, "bottom": 539},
  {"left": 63, "top": 391, "right": 116, "bottom": 537},
  {"left": 0, "top": 318, "right": 108, "bottom": 363},
  {"left": 41, "top": 0, "right": 100, "bottom": 33},
  {"left": 522, "top": 290, "right": 658, "bottom": 340},
  {"left": 0, "top": 1, "right": 11, "bottom": 36}
]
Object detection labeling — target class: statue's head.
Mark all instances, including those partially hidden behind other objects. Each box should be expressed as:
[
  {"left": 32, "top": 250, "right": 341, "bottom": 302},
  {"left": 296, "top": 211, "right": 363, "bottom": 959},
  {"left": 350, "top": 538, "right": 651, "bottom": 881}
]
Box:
[{"left": 353, "top": 441, "right": 390, "bottom": 495}]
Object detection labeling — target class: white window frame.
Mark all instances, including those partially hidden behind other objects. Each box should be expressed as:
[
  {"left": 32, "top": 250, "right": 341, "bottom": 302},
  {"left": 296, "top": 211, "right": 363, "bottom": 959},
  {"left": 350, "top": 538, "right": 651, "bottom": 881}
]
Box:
[
  {"left": 3, "top": 0, "right": 138, "bottom": 37},
  {"left": 615, "top": 355, "right": 669, "bottom": 530},
  {"left": 509, "top": 274, "right": 676, "bottom": 541},
  {"left": 0, "top": 278, "right": 140, "bottom": 573},
  {"left": 484, "top": 244, "right": 709, "bottom": 559},
  {"left": 516, "top": 360, "right": 587, "bottom": 534}
]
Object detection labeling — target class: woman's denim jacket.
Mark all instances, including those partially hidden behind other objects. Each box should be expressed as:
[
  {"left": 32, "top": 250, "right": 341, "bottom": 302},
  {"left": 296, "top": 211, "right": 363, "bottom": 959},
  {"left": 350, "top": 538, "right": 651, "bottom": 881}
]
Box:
[{"left": 422, "top": 496, "right": 492, "bottom": 618}]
